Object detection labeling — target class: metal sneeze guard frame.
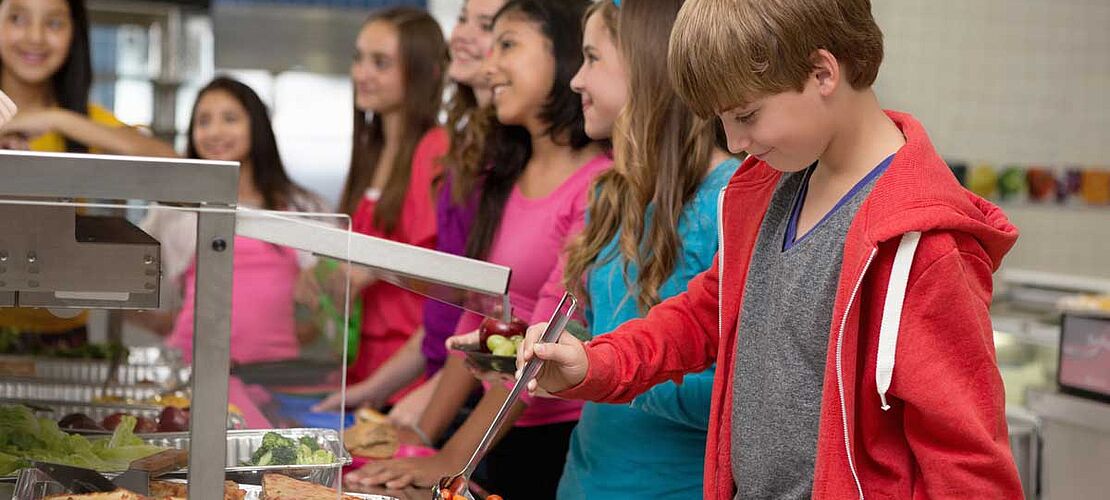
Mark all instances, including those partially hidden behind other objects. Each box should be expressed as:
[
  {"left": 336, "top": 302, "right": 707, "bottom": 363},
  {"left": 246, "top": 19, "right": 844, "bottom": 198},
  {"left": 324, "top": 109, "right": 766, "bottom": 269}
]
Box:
[
  {"left": 1, "top": 149, "right": 512, "bottom": 499},
  {"left": 1, "top": 149, "right": 238, "bottom": 500}
]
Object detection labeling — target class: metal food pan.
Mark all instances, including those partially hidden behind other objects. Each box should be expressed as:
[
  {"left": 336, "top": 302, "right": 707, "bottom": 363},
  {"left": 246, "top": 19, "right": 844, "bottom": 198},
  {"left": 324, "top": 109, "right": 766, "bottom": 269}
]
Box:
[
  {"left": 239, "top": 483, "right": 397, "bottom": 500},
  {"left": 12, "top": 469, "right": 396, "bottom": 500},
  {"left": 143, "top": 428, "right": 352, "bottom": 487},
  {"left": 0, "top": 347, "right": 189, "bottom": 389},
  {"left": 0, "top": 379, "right": 163, "bottom": 403},
  {"left": 3, "top": 398, "right": 243, "bottom": 431},
  {"left": 7, "top": 398, "right": 164, "bottom": 421}
]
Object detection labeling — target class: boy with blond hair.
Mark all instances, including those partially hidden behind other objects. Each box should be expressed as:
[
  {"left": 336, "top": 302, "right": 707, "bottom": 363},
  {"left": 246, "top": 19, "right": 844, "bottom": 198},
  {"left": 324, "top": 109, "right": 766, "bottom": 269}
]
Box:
[{"left": 518, "top": 0, "right": 1024, "bottom": 498}]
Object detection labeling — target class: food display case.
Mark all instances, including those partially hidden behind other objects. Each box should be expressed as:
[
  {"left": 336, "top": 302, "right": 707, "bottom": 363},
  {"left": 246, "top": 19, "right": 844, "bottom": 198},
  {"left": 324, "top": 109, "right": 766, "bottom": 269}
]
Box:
[
  {"left": 0, "top": 149, "right": 511, "bottom": 499},
  {"left": 992, "top": 271, "right": 1110, "bottom": 499}
]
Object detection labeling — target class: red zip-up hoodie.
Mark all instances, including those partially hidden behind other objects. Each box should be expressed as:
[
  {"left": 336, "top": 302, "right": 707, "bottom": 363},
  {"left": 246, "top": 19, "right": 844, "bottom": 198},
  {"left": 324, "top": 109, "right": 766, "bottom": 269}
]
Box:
[{"left": 557, "top": 112, "right": 1024, "bottom": 499}]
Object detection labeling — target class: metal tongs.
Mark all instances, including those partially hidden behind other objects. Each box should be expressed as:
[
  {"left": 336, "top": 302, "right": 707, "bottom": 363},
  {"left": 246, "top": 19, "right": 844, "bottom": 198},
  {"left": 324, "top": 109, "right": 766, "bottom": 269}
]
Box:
[{"left": 432, "top": 292, "right": 578, "bottom": 500}]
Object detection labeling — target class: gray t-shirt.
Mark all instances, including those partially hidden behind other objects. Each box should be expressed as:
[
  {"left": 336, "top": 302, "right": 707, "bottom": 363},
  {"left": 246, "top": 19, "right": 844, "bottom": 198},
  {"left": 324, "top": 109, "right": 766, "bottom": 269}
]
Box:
[{"left": 731, "top": 159, "right": 888, "bottom": 499}]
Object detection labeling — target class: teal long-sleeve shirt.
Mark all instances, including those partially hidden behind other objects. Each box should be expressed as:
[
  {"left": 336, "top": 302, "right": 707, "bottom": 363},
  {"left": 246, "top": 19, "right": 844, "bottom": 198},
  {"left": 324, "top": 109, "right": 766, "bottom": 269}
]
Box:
[{"left": 558, "top": 159, "right": 739, "bottom": 500}]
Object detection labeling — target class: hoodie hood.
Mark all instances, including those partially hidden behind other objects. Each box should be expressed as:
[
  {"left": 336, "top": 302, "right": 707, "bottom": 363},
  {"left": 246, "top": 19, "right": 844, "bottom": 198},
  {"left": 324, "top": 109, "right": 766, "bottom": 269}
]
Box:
[{"left": 860, "top": 111, "right": 1018, "bottom": 270}]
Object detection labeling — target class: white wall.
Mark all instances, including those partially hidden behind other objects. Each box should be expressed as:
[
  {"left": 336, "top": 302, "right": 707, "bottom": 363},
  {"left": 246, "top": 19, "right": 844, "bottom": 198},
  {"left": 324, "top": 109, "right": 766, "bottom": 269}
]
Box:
[
  {"left": 429, "top": 0, "right": 465, "bottom": 35},
  {"left": 872, "top": 0, "right": 1110, "bottom": 284}
]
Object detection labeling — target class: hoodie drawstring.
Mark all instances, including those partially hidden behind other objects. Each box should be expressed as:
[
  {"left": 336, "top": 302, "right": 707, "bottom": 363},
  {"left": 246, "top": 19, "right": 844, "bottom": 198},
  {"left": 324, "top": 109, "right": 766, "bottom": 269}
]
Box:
[{"left": 876, "top": 231, "right": 921, "bottom": 410}]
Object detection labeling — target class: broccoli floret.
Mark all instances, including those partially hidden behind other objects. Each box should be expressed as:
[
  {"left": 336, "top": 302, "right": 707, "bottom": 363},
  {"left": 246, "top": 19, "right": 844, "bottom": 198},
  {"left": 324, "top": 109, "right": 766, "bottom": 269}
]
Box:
[
  {"left": 261, "top": 432, "right": 295, "bottom": 451},
  {"left": 311, "top": 449, "right": 334, "bottom": 465},
  {"left": 295, "top": 444, "right": 312, "bottom": 464},
  {"left": 298, "top": 436, "right": 319, "bottom": 452},
  {"left": 245, "top": 433, "right": 330, "bottom": 466},
  {"left": 248, "top": 446, "right": 271, "bottom": 465},
  {"left": 253, "top": 450, "right": 273, "bottom": 467},
  {"left": 269, "top": 445, "right": 298, "bottom": 465},
  {"left": 294, "top": 444, "right": 335, "bottom": 465}
]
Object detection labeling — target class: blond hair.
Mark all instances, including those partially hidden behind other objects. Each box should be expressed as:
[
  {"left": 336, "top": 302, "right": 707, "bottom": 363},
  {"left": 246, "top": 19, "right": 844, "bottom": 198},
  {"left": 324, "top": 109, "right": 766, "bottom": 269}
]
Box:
[
  {"left": 668, "top": 0, "right": 883, "bottom": 118},
  {"left": 565, "top": 0, "right": 722, "bottom": 313}
]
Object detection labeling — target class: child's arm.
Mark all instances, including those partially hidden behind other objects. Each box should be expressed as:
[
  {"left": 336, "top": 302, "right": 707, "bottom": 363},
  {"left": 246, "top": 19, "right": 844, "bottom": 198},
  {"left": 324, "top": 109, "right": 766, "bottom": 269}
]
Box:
[
  {"left": 417, "top": 355, "right": 481, "bottom": 443},
  {"left": 890, "top": 238, "right": 1022, "bottom": 496},
  {"left": 523, "top": 257, "right": 722, "bottom": 403},
  {"left": 0, "top": 91, "right": 15, "bottom": 127},
  {"left": 346, "top": 384, "right": 525, "bottom": 490},
  {"left": 312, "top": 329, "right": 427, "bottom": 412},
  {"left": 2, "top": 108, "right": 177, "bottom": 157},
  {"left": 628, "top": 366, "right": 714, "bottom": 431}
]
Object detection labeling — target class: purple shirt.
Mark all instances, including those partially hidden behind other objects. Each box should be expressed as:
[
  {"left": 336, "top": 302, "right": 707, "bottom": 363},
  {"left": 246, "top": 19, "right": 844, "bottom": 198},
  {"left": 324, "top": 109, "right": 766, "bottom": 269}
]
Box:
[{"left": 420, "top": 173, "right": 480, "bottom": 375}]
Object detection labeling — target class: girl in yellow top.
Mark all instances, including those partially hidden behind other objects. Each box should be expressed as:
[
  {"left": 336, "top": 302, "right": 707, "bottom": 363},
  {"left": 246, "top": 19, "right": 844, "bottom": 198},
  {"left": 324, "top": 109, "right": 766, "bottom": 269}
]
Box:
[
  {"left": 0, "top": 0, "right": 174, "bottom": 156},
  {"left": 0, "top": 0, "right": 176, "bottom": 339}
]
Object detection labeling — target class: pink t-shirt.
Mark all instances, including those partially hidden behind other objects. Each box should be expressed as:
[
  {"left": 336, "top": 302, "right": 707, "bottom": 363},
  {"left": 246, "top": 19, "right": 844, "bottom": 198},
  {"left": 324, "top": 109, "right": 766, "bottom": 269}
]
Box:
[
  {"left": 167, "top": 237, "right": 302, "bottom": 365},
  {"left": 456, "top": 152, "right": 612, "bottom": 427}
]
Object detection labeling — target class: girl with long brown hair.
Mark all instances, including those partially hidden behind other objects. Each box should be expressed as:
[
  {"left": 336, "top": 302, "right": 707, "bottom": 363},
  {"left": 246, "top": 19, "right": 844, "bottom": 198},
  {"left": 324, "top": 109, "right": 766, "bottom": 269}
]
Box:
[
  {"left": 312, "top": 0, "right": 505, "bottom": 422},
  {"left": 158, "top": 76, "right": 329, "bottom": 428},
  {"left": 321, "top": 6, "right": 449, "bottom": 403},
  {"left": 347, "top": 1, "right": 606, "bottom": 498},
  {"left": 557, "top": 0, "right": 739, "bottom": 497}
]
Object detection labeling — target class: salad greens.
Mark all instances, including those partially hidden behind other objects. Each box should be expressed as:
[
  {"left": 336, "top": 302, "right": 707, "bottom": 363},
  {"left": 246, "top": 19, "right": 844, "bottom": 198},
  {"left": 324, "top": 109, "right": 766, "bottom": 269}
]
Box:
[{"left": 0, "top": 405, "right": 164, "bottom": 476}]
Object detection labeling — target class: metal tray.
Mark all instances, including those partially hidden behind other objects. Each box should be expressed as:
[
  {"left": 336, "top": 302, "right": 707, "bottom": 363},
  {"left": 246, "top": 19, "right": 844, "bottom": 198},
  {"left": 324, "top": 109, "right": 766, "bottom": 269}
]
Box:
[
  {"left": 12, "top": 469, "right": 396, "bottom": 500},
  {"left": 10, "top": 398, "right": 164, "bottom": 421},
  {"left": 0, "top": 378, "right": 163, "bottom": 402},
  {"left": 143, "top": 428, "right": 352, "bottom": 487},
  {"left": 239, "top": 483, "right": 396, "bottom": 500},
  {"left": 0, "top": 347, "right": 189, "bottom": 389},
  {"left": 3, "top": 398, "right": 244, "bottom": 433}
]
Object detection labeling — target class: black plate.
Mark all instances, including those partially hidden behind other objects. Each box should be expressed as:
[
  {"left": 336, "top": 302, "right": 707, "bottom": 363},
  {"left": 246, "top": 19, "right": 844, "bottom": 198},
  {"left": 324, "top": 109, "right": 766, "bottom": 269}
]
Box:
[
  {"left": 231, "top": 359, "right": 338, "bottom": 386},
  {"left": 453, "top": 344, "right": 517, "bottom": 375}
]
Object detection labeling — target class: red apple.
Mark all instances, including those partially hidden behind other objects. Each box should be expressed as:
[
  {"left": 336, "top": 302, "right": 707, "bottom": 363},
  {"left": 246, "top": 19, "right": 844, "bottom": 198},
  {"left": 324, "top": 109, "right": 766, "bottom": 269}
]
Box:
[
  {"left": 134, "top": 416, "right": 159, "bottom": 434},
  {"left": 157, "top": 406, "right": 190, "bottom": 432},
  {"left": 478, "top": 316, "right": 528, "bottom": 353},
  {"left": 59, "top": 413, "right": 105, "bottom": 431},
  {"left": 101, "top": 412, "right": 127, "bottom": 431}
]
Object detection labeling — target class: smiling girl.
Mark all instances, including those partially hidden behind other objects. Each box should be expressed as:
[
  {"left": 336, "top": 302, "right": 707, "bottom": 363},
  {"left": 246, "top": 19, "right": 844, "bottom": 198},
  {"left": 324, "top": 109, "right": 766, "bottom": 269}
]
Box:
[
  {"left": 330, "top": 7, "right": 449, "bottom": 404},
  {"left": 0, "top": 0, "right": 176, "bottom": 351},
  {"left": 345, "top": 1, "right": 604, "bottom": 497},
  {"left": 163, "top": 77, "right": 328, "bottom": 368},
  {"left": 0, "top": 0, "right": 174, "bottom": 155},
  {"left": 311, "top": 0, "right": 508, "bottom": 423},
  {"left": 144, "top": 76, "right": 329, "bottom": 428},
  {"left": 558, "top": 0, "right": 738, "bottom": 497}
]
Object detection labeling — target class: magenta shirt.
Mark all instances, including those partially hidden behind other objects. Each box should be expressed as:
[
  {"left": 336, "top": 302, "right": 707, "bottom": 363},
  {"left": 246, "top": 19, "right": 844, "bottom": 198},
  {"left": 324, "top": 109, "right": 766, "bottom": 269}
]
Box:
[
  {"left": 455, "top": 152, "right": 612, "bottom": 427},
  {"left": 167, "top": 237, "right": 301, "bottom": 365}
]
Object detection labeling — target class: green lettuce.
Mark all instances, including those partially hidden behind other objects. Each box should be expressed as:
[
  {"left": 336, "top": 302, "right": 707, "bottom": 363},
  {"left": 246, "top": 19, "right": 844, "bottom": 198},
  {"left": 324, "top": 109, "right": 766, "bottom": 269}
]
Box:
[{"left": 0, "top": 405, "right": 165, "bottom": 476}]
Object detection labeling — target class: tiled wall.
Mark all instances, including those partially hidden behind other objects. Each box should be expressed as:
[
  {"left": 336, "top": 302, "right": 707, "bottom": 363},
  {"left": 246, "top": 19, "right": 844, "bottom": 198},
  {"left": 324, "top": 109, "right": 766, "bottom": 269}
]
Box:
[{"left": 872, "top": 0, "right": 1110, "bottom": 285}]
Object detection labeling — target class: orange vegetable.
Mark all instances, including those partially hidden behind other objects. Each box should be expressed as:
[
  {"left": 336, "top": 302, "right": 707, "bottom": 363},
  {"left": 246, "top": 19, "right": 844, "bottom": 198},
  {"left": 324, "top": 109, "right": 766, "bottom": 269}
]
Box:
[{"left": 486, "top": 496, "right": 504, "bottom": 500}]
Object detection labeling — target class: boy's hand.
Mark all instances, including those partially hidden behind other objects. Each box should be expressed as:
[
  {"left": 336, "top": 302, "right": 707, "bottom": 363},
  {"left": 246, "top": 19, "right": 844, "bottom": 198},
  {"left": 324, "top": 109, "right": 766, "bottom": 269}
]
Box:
[{"left": 515, "top": 322, "right": 589, "bottom": 397}]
